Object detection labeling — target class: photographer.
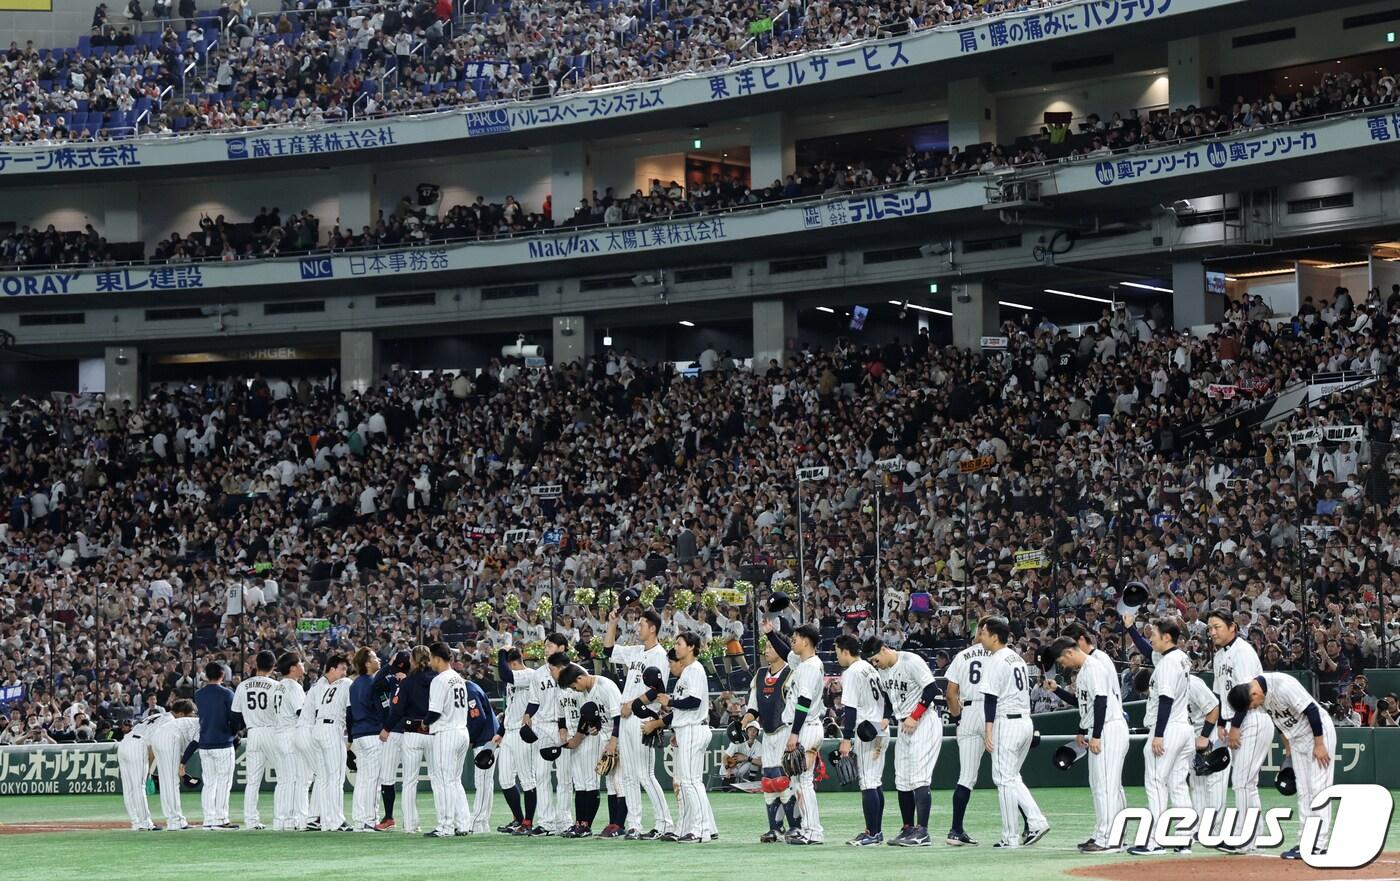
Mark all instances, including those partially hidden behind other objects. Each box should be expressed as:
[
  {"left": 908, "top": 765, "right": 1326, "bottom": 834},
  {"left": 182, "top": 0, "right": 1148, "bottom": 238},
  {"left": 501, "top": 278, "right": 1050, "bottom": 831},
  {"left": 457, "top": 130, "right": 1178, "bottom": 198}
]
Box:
[{"left": 1374, "top": 694, "right": 1400, "bottom": 728}]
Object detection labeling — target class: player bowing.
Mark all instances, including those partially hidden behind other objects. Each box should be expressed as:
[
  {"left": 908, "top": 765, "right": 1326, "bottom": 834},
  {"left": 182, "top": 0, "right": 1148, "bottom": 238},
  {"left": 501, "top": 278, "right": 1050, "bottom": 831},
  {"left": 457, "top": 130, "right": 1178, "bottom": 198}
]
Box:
[
  {"left": 863, "top": 636, "right": 941, "bottom": 847},
  {"left": 978, "top": 616, "right": 1050, "bottom": 849},
  {"left": 834, "top": 636, "right": 889, "bottom": 846}
]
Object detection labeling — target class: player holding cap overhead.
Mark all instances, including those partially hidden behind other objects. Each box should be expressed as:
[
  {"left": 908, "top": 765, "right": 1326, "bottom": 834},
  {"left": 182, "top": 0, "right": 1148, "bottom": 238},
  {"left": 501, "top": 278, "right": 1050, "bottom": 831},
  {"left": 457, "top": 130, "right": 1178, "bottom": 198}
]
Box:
[
  {"left": 977, "top": 615, "right": 1050, "bottom": 849},
  {"left": 1123, "top": 614, "right": 1194, "bottom": 855},
  {"left": 423, "top": 642, "right": 473, "bottom": 838},
  {"left": 1208, "top": 608, "right": 1274, "bottom": 851},
  {"left": 944, "top": 638, "right": 992, "bottom": 846},
  {"left": 834, "top": 635, "right": 889, "bottom": 846},
  {"left": 863, "top": 636, "right": 941, "bottom": 847},
  {"left": 557, "top": 662, "right": 625, "bottom": 838},
  {"left": 1043, "top": 624, "right": 1128, "bottom": 854},
  {"left": 737, "top": 628, "right": 799, "bottom": 843},
  {"left": 605, "top": 606, "right": 675, "bottom": 839},
  {"left": 1227, "top": 673, "right": 1335, "bottom": 860},
  {"left": 763, "top": 618, "right": 827, "bottom": 846},
  {"left": 232, "top": 650, "right": 280, "bottom": 830}
]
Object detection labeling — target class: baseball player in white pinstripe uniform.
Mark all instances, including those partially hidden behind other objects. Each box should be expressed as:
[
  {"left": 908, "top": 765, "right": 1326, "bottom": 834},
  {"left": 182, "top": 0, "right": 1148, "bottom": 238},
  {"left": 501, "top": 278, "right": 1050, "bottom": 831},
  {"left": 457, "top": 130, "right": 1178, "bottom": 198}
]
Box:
[
  {"left": 521, "top": 635, "right": 570, "bottom": 835},
  {"left": 764, "top": 619, "right": 827, "bottom": 846},
  {"left": 496, "top": 646, "right": 541, "bottom": 834},
  {"left": 557, "top": 663, "right": 625, "bottom": 837},
  {"left": 1045, "top": 625, "right": 1127, "bottom": 854},
  {"left": 739, "top": 638, "right": 798, "bottom": 843},
  {"left": 863, "top": 636, "right": 942, "bottom": 847},
  {"left": 311, "top": 655, "right": 353, "bottom": 833},
  {"left": 1185, "top": 673, "right": 1226, "bottom": 835},
  {"left": 118, "top": 709, "right": 170, "bottom": 831},
  {"left": 291, "top": 664, "right": 324, "bottom": 830},
  {"left": 1124, "top": 615, "right": 1195, "bottom": 855},
  {"left": 232, "top": 651, "right": 281, "bottom": 830},
  {"left": 1208, "top": 609, "right": 1274, "bottom": 852},
  {"left": 1227, "top": 672, "right": 1335, "bottom": 860},
  {"left": 605, "top": 608, "right": 675, "bottom": 840},
  {"left": 660, "top": 632, "right": 717, "bottom": 842},
  {"left": 547, "top": 650, "right": 578, "bottom": 834},
  {"left": 834, "top": 636, "right": 889, "bottom": 846},
  {"left": 944, "top": 641, "right": 991, "bottom": 846},
  {"left": 423, "top": 643, "right": 472, "bottom": 838},
  {"left": 977, "top": 616, "right": 1050, "bottom": 849},
  {"left": 149, "top": 702, "right": 200, "bottom": 831}
]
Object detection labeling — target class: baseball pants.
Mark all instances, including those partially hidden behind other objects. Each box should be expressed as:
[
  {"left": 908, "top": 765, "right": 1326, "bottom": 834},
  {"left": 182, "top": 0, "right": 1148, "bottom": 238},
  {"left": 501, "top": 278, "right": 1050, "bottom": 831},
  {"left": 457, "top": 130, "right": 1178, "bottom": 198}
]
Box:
[
  {"left": 572, "top": 733, "right": 604, "bottom": 791},
  {"left": 400, "top": 731, "right": 432, "bottom": 833},
  {"left": 151, "top": 741, "right": 188, "bottom": 828},
  {"left": 274, "top": 731, "right": 306, "bottom": 830},
  {"left": 1227, "top": 712, "right": 1275, "bottom": 844},
  {"left": 792, "top": 722, "right": 825, "bottom": 842},
  {"left": 497, "top": 729, "right": 537, "bottom": 789},
  {"left": 428, "top": 728, "right": 470, "bottom": 834},
  {"left": 956, "top": 712, "right": 987, "bottom": 789},
  {"left": 1189, "top": 739, "right": 1228, "bottom": 835},
  {"left": 1286, "top": 723, "right": 1336, "bottom": 851},
  {"left": 991, "top": 717, "right": 1047, "bottom": 846},
  {"left": 674, "top": 725, "right": 717, "bottom": 839},
  {"left": 1143, "top": 723, "right": 1194, "bottom": 824},
  {"left": 532, "top": 727, "right": 564, "bottom": 832},
  {"left": 313, "top": 726, "right": 348, "bottom": 830},
  {"left": 620, "top": 715, "right": 674, "bottom": 833},
  {"left": 242, "top": 727, "right": 277, "bottom": 826},
  {"left": 554, "top": 739, "right": 576, "bottom": 829},
  {"left": 351, "top": 735, "right": 384, "bottom": 829},
  {"left": 117, "top": 736, "right": 154, "bottom": 830},
  {"left": 471, "top": 746, "right": 496, "bottom": 832},
  {"left": 198, "top": 746, "right": 235, "bottom": 827},
  {"left": 378, "top": 731, "right": 403, "bottom": 789},
  {"left": 895, "top": 715, "right": 941, "bottom": 791},
  {"left": 856, "top": 729, "right": 888, "bottom": 790},
  {"left": 1089, "top": 719, "right": 1129, "bottom": 847},
  {"left": 294, "top": 727, "right": 320, "bottom": 824}
]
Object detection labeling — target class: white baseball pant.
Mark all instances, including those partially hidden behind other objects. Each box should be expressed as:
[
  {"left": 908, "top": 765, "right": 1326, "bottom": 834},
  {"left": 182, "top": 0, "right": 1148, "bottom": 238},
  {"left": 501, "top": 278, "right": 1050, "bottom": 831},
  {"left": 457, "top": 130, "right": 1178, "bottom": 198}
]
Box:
[
  {"left": 242, "top": 727, "right": 277, "bottom": 826},
  {"left": 497, "top": 729, "right": 537, "bottom": 789},
  {"left": 400, "top": 731, "right": 432, "bottom": 833},
  {"left": 792, "top": 722, "right": 824, "bottom": 842},
  {"left": 293, "top": 727, "right": 319, "bottom": 825},
  {"left": 351, "top": 735, "right": 383, "bottom": 829},
  {"left": 313, "top": 726, "right": 348, "bottom": 830},
  {"left": 991, "top": 717, "right": 1047, "bottom": 846},
  {"left": 1189, "top": 740, "right": 1228, "bottom": 835},
  {"left": 1286, "top": 723, "right": 1336, "bottom": 850},
  {"left": 378, "top": 731, "right": 403, "bottom": 788},
  {"left": 1089, "top": 719, "right": 1129, "bottom": 846},
  {"left": 274, "top": 730, "right": 306, "bottom": 829},
  {"left": 1143, "top": 723, "right": 1194, "bottom": 823},
  {"left": 471, "top": 746, "right": 496, "bottom": 833},
  {"left": 674, "top": 725, "right": 717, "bottom": 839},
  {"left": 150, "top": 740, "right": 188, "bottom": 828},
  {"left": 894, "top": 715, "right": 940, "bottom": 791},
  {"left": 198, "top": 747, "right": 235, "bottom": 827},
  {"left": 1227, "top": 712, "right": 1275, "bottom": 843},
  {"left": 554, "top": 738, "right": 576, "bottom": 829},
  {"left": 428, "top": 728, "right": 470, "bottom": 834},
  {"left": 117, "top": 735, "right": 155, "bottom": 830},
  {"left": 531, "top": 726, "right": 564, "bottom": 832},
  {"left": 856, "top": 729, "right": 888, "bottom": 790},
  {"left": 956, "top": 707, "right": 987, "bottom": 789},
  {"left": 619, "top": 715, "right": 673, "bottom": 834},
  {"left": 572, "top": 733, "right": 604, "bottom": 791}
]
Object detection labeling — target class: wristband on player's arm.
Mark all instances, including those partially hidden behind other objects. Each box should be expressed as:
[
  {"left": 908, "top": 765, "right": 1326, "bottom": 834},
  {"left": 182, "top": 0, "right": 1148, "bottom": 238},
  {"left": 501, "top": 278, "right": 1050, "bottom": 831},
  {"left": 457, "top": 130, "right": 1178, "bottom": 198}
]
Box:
[
  {"left": 1153, "top": 697, "right": 1173, "bottom": 738},
  {"left": 790, "top": 696, "right": 814, "bottom": 733},
  {"left": 910, "top": 681, "right": 939, "bottom": 720},
  {"left": 1201, "top": 719, "right": 1216, "bottom": 739},
  {"left": 1092, "top": 695, "right": 1107, "bottom": 739},
  {"left": 525, "top": 702, "right": 539, "bottom": 718},
  {"left": 611, "top": 715, "right": 621, "bottom": 738}
]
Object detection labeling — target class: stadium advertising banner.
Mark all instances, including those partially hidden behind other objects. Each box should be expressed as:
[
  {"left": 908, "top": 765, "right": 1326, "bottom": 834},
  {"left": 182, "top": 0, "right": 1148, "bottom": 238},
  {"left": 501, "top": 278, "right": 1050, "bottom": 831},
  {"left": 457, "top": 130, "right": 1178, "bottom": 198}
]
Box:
[
  {"left": 0, "top": 0, "right": 1234, "bottom": 178},
  {"left": 2, "top": 726, "right": 1391, "bottom": 796}
]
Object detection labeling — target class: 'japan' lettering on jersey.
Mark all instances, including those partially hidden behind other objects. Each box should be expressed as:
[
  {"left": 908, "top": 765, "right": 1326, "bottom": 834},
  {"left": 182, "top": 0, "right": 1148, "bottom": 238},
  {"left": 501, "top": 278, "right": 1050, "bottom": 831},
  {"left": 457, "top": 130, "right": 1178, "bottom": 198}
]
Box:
[
  {"left": 840, "top": 658, "right": 884, "bottom": 725},
  {"left": 876, "top": 650, "right": 935, "bottom": 719},
  {"left": 559, "top": 689, "right": 581, "bottom": 735},
  {"left": 527, "top": 665, "right": 561, "bottom": 723},
  {"left": 233, "top": 675, "right": 280, "bottom": 728},
  {"left": 1144, "top": 647, "right": 1191, "bottom": 730},
  {"left": 611, "top": 642, "right": 671, "bottom": 703},
  {"left": 782, "top": 653, "right": 826, "bottom": 728},
  {"left": 429, "top": 669, "right": 470, "bottom": 732},
  {"left": 1212, "top": 638, "right": 1262, "bottom": 721},
  {"left": 297, "top": 678, "right": 328, "bottom": 729},
  {"left": 670, "top": 661, "right": 709, "bottom": 727},
  {"left": 983, "top": 646, "right": 1031, "bottom": 718},
  {"left": 276, "top": 678, "right": 306, "bottom": 731},
  {"left": 1259, "top": 673, "right": 1325, "bottom": 741}
]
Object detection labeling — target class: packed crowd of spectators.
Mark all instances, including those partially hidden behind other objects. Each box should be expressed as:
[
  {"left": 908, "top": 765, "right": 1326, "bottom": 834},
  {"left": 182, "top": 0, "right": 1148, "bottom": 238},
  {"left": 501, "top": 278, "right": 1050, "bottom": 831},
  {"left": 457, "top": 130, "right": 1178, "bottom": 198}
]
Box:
[{"left": 1, "top": 279, "right": 1398, "bottom": 740}]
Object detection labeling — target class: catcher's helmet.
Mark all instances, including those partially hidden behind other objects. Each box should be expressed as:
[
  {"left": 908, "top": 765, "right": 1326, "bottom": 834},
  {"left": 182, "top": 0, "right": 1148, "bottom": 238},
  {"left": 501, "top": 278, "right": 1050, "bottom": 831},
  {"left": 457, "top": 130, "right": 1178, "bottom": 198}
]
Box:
[
  {"left": 1275, "top": 764, "right": 1297, "bottom": 796},
  {"left": 474, "top": 747, "right": 496, "bottom": 770},
  {"left": 1193, "top": 746, "right": 1231, "bottom": 776}
]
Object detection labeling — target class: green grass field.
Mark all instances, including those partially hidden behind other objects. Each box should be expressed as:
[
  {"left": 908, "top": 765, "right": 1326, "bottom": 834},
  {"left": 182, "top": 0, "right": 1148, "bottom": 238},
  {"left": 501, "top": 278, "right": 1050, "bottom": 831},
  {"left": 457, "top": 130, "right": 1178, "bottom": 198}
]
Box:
[{"left": 1, "top": 787, "right": 1396, "bottom": 881}]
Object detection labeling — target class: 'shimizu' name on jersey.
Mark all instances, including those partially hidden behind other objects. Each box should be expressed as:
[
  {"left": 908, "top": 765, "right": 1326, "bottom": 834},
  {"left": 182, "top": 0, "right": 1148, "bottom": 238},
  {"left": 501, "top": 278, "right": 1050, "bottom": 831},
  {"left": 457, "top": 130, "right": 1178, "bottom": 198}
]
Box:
[{"left": 233, "top": 675, "right": 280, "bottom": 728}]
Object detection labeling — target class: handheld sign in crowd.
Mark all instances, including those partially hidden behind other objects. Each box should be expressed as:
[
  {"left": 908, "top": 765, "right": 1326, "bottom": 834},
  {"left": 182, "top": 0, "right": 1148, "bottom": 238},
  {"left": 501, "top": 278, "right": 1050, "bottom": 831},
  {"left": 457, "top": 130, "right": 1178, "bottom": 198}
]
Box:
[
  {"left": 531, "top": 484, "right": 563, "bottom": 499},
  {"left": 296, "top": 618, "right": 331, "bottom": 634},
  {"left": 797, "top": 466, "right": 830, "bottom": 482},
  {"left": 1013, "top": 549, "right": 1049, "bottom": 570},
  {"left": 959, "top": 455, "right": 995, "bottom": 473}
]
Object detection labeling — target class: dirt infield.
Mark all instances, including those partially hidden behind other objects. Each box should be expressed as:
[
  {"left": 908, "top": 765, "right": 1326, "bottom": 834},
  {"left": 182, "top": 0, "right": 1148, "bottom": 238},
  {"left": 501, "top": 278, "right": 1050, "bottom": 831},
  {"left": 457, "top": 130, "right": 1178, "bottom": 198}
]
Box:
[
  {"left": 0, "top": 821, "right": 131, "bottom": 834},
  {"left": 1071, "top": 853, "right": 1400, "bottom": 881}
]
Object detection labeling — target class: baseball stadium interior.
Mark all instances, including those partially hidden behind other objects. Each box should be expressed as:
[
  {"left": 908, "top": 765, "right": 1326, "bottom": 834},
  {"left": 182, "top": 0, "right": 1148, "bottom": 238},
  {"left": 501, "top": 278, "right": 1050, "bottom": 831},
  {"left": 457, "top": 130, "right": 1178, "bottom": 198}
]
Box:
[{"left": 2, "top": 0, "right": 1400, "bottom": 877}]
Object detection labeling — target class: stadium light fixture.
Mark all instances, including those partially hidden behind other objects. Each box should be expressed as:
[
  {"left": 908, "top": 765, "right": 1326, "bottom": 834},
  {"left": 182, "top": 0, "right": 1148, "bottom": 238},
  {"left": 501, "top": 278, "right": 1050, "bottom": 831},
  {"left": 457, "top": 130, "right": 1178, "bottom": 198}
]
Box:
[
  {"left": 888, "top": 299, "right": 952, "bottom": 316},
  {"left": 678, "top": 320, "right": 695, "bottom": 327},
  {"left": 1044, "top": 288, "right": 1114, "bottom": 304},
  {"left": 816, "top": 306, "right": 835, "bottom": 313},
  {"left": 1120, "top": 281, "right": 1173, "bottom": 293},
  {"left": 998, "top": 300, "right": 1033, "bottom": 310}
]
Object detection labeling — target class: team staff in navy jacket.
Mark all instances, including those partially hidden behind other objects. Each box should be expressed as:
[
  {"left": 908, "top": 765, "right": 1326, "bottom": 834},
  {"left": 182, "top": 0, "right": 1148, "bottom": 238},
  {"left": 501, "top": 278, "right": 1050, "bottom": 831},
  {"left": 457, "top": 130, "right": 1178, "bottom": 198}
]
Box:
[
  {"left": 190, "top": 662, "right": 239, "bottom": 829},
  {"left": 349, "top": 647, "right": 390, "bottom": 832},
  {"left": 380, "top": 646, "right": 436, "bottom": 834}
]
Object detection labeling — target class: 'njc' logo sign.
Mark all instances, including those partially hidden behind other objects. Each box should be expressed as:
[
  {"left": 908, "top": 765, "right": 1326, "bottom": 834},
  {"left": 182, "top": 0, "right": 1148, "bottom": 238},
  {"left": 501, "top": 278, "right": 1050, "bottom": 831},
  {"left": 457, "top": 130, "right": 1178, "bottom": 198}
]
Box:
[
  {"left": 299, "top": 258, "right": 333, "bottom": 280},
  {"left": 1107, "top": 784, "right": 1393, "bottom": 868}
]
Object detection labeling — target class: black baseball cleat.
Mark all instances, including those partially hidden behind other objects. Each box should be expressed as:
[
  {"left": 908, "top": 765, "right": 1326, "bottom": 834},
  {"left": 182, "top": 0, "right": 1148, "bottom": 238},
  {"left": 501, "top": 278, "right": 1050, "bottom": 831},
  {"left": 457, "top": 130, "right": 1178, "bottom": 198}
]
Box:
[
  {"left": 1023, "top": 826, "right": 1051, "bottom": 846},
  {"left": 1281, "top": 847, "right": 1302, "bottom": 860},
  {"left": 947, "top": 830, "right": 979, "bottom": 846},
  {"left": 623, "top": 829, "right": 642, "bottom": 841},
  {"left": 512, "top": 823, "right": 535, "bottom": 836},
  {"left": 657, "top": 832, "right": 679, "bottom": 842},
  {"left": 1079, "top": 841, "right": 1115, "bottom": 853},
  {"left": 1214, "top": 843, "right": 1248, "bottom": 855},
  {"left": 454, "top": 830, "right": 471, "bottom": 837},
  {"left": 528, "top": 826, "right": 552, "bottom": 837},
  {"left": 888, "top": 825, "right": 912, "bottom": 846},
  {"left": 676, "top": 833, "right": 702, "bottom": 843},
  {"left": 497, "top": 821, "right": 521, "bottom": 834},
  {"left": 759, "top": 830, "right": 780, "bottom": 843},
  {"left": 640, "top": 829, "right": 662, "bottom": 841},
  {"left": 423, "top": 830, "right": 452, "bottom": 838}
]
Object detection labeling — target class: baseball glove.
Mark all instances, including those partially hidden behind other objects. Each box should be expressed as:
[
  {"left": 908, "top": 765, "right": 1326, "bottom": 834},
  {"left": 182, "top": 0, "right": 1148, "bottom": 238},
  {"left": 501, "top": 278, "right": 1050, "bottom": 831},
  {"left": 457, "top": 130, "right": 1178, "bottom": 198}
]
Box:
[
  {"left": 641, "top": 717, "right": 669, "bottom": 749},
  {"left": 595, "top": 751, "right": 619, "bottom": 776},
  {"left": 346, "top": 750, "right": 358, "bottom": 772},
  {"left": 781, "top": 747, "right": 807, "bottom": 778},
  {"left": 1193, "top": 746, "right": 1230, "bottom": 776},
  {"left": 826, "top": 748, "right": 858, "bottom": 786}
]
